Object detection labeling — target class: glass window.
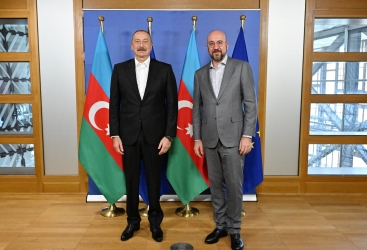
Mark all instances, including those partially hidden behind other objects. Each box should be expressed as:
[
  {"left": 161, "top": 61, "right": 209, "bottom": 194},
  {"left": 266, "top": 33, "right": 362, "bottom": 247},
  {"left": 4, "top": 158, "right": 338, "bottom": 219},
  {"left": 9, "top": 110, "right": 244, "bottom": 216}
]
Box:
[
  {"left": 308, "top": 144, "right": 367, "bottom": 175},
  {"left": 310, "top": 103, "right": 367, "bottom": 135},
  {"left": 312, "top": 61, "right": 367, "bottom": 94},
  {"left": 0, "top": 19, "right": 29, "bottom": 52},
  {"left": 0, "top": 103, "right": 33, "bottom": 135},
  {"left": 314, "top": 18, "right": 367, "bottom": 52},
  {"left": 0, "top": 62, "right": 31, "bottom": 94},
  {"left": 0, "top": 144, "right": 34, "bottom": 175}
]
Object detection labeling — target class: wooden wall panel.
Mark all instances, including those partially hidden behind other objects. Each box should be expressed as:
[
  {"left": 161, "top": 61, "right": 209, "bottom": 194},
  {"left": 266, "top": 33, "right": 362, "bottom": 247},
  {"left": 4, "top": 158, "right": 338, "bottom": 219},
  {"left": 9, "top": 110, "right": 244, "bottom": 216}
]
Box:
[
  {"left": 43, "top": 176, "right": 83, "bottom": 193},
  {"left": 83, "top": 0, "right": 260, "bottom": 9},
  {"left": 315, "top": 0, "right": 367, "bottom": 9},
  {"left": 0, "top": 177, "right": 38, "bottom": 192},
  {"left": 0, "top": 0, "right": 28, "bottom": 10},
  {"left": 261, "top": 177, "right": 301, "bottom": 193},
  {"left": 306, "top": 182, "right": 367, "bottom": 193},
  {"left": 74, "top": 0, "right": 88, "bottom": 193},
  {"left": 43, "top": 183, "right": 81, "bottom": 193}
]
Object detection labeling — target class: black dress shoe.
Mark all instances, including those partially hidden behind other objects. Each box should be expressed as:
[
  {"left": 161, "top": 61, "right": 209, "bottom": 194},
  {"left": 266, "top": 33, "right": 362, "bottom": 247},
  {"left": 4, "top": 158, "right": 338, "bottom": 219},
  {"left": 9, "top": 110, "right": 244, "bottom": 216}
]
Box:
[
  {"left": 230, "top": 233, "right": 244, "bottom": 250},
  {"left": 150, "top": 226, "right": 163, "bottom": 242},
  {"left": 205, "top": 228, "right": 228, "bottom": 244},
  {"left": 120, "top": 224, "right": 140, "bottom": 241}
]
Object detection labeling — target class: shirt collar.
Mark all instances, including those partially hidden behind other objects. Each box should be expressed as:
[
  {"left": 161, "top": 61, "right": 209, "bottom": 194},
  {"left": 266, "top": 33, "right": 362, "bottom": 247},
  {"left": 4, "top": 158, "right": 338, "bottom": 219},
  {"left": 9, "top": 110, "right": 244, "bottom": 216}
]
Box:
[
  {"left": 210, "top": 54, "right": 228, "bottom": 69},
  {"left": 135, "top": 57, "right": 151, "bottom": 68}
]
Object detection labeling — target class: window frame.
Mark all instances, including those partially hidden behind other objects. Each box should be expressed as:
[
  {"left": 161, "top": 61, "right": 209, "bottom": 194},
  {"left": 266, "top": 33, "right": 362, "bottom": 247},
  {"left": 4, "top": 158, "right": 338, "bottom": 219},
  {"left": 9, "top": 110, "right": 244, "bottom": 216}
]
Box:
[
  {"left": 0, "top": 0, "right": 44, "bottom": 190},
  {"left": 299, "top": 0, "right": 367, "bottom": 192}
]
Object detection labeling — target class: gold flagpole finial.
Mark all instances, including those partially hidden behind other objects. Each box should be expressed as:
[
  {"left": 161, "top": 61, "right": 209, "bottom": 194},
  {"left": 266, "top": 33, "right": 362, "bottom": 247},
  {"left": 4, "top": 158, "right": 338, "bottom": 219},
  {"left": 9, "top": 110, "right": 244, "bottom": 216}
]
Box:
[
  {"left": 240, "top": 14, "right": 246, "bottom": 29},
  {"left": 192, "top": 15, "right": 198, "bottom": 31},
  {"left": 98, "top": 15, "right": 105, "bottom": 34},
  {"left": 147, "top": 17, "right": 153, "bottom": 37}
]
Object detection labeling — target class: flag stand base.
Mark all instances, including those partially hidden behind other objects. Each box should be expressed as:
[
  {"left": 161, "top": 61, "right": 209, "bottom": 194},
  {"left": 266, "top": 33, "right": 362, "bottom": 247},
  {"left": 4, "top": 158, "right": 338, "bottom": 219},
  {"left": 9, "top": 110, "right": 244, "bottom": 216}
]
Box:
[
  {"left": 100, "top": 203, "right": 125, "bottom": 217},
  {"left": 175, "top": 203, "right": 199, "bottom": 217},
  {"left": 139, "top": 205, "right": 149, "bottom": 217}
]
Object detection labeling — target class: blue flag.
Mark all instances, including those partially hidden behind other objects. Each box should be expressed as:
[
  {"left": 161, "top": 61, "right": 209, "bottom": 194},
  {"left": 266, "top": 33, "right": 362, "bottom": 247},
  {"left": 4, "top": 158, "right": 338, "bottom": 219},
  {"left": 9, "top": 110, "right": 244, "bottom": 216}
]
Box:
[
  {"left": 232, "top": 26, "right": 264, "bottom": 194},
  {"left": 138, "top": 35, "right": 172, "bottom": 205}
]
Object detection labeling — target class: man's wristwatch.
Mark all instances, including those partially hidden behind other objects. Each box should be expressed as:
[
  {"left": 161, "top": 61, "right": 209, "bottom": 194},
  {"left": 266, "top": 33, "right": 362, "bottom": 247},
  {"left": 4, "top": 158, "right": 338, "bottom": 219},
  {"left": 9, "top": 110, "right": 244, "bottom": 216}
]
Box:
[{"left": 165, "top": 136, "right": 173, "bottom": 142}]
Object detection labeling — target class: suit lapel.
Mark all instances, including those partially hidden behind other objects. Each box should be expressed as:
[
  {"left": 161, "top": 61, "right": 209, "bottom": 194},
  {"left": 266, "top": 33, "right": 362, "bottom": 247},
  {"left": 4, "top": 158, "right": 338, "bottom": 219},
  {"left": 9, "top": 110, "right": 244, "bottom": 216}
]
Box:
[
  {"left": 143, "top": 59, "right": 159, "bottom": 101},
  {"left": 217, "top": 57, "right": 235, "bottom": 101},
  {"left": 202, "top": 63, "right": 216, "bottom": 99},
  {"left": 126, "top": 59, "right": 141, "bottom": 99}
]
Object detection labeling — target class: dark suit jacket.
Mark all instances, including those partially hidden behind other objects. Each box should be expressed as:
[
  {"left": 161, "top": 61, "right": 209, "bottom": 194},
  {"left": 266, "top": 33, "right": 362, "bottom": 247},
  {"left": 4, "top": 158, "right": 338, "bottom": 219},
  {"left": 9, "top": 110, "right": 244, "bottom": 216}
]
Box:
[{"left": 109, "top": 58, "right": 178, "bottom": 146}]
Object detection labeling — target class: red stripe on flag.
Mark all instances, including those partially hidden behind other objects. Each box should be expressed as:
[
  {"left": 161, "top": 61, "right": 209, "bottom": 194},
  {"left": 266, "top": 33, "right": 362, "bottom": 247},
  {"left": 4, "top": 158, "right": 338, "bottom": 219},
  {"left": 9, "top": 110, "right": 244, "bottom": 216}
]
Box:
[
  {"left": 83, "top": 73, "right": 123, "bottom": 170},
  {"left": 176, "top": 79, "right": 209, "bottom": 185}
]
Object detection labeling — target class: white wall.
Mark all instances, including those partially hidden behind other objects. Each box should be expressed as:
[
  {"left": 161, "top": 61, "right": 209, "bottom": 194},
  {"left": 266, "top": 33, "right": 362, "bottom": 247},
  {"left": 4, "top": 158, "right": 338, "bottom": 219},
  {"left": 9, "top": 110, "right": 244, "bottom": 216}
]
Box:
[
  {"left": 264, "top": 0, "right": 305, "bottom": 175},
  {"left": 37, "top": 0, "right": 78, "bottom": 175}
]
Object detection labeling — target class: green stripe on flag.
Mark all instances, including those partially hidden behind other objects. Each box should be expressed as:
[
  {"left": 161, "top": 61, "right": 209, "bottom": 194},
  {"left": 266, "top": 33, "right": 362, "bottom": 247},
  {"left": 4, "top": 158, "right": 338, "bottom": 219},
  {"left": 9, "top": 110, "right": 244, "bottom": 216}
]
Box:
[
  {"left": 167, "top": 138, "right": 208, "bottom": 205},
  {"left": 79, "top": 118, "right": 126, "bottom": 204}
]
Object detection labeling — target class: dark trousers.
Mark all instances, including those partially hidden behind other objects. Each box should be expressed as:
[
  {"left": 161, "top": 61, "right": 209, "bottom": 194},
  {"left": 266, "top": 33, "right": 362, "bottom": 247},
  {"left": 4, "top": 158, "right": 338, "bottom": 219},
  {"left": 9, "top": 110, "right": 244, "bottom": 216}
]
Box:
[{"left": 123, "top": 129, "right": 163, "bottom": 227}]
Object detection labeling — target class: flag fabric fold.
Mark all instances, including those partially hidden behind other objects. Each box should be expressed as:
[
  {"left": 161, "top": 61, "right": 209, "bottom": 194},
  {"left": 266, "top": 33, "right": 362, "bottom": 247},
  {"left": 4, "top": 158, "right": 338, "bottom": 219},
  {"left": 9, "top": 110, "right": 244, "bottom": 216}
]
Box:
[
  {"left": 232, "top": 26, "right": 264, "bottom": 194},
  {"left": 79, "top": 29, "right": 126, "bottom": 205},
  {"left": 167, "top": 29, "right": 209, "bottom": 205},
  {"left": 138, "top": 37, "right": 172, "bottom": 205}
]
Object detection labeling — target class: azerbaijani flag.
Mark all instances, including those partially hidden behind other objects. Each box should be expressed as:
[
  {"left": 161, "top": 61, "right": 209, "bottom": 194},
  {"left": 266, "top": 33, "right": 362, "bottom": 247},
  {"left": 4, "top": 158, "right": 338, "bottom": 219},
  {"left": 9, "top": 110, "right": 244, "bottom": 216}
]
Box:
[
  {"left": 232, "top": 26, "right": 264, "bottom": 193},
  {"left": 167, "top": 28, "right": 209, "bottom": 205},
  {"left": 78, "top": 29, "right": 126, "bottom": 205}
]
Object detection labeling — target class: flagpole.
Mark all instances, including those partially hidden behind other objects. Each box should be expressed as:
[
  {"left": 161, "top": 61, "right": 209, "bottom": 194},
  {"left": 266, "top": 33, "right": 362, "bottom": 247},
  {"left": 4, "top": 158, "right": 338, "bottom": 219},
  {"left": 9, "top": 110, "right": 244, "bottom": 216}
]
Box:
[
  {"left": 240, "top": 14, "right": 246, "bottom": 30},
  {"left": 138, "top": 16, "right": 154, "bottom": 218},
  {"left": 174, "top": 15, "right": 200, "bottom": 218},
  {"left": 98, "top": 15, "right": 104, "bottom": 34},
  {"left": 147, "top": 16, "right": 153, "bottom": 37},
  {"left": 95, "top": 15, "right": 125, "bottom": 217},
  {"left": 240, "top": 14, "right": 247, "bottom": 217}
]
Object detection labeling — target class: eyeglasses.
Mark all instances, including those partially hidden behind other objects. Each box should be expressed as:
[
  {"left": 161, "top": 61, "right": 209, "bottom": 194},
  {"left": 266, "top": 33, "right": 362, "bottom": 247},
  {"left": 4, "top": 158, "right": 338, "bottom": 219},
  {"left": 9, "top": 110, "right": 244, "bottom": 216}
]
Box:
[{"left": 207, "top": 40, "right": 225, "bottom": 48}]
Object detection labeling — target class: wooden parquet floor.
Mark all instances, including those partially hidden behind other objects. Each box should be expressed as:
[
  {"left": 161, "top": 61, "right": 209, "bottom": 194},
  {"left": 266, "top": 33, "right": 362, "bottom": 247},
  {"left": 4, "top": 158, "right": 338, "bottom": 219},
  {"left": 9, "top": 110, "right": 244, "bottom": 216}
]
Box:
[{"left": 0, "top": 193, "right": 367, "bottom": 249}]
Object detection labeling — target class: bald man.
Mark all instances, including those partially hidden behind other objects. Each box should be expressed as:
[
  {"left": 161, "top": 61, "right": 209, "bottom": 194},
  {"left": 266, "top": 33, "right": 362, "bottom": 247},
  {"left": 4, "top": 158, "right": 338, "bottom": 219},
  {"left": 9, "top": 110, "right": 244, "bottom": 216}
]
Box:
[{"left": 193, "top": 30, "right": 257, "bottom": 250}]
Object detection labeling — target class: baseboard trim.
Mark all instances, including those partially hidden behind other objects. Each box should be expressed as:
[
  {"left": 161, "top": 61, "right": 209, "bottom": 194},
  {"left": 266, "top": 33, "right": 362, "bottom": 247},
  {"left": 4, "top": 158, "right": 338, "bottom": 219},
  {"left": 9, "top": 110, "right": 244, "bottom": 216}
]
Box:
[{"left": 86, "top": 194, "right": 258, "bottom": 202}]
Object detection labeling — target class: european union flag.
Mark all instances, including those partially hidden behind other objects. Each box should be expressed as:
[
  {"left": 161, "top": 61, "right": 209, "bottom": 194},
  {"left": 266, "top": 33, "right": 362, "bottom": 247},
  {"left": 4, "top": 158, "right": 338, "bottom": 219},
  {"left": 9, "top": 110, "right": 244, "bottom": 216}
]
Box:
[{"left": 232, "top": 26, "right": 264, "bottom": 194}]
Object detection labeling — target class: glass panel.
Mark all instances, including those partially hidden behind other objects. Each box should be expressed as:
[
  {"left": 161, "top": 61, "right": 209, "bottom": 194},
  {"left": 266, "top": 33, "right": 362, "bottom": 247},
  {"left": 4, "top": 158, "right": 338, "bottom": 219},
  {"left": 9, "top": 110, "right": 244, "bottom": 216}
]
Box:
[
  {"left": 308, "top": 144, "right": 367, "bottom": 175},
  {"left": 0, "top": 62, "right": 31, "bottom": 94},
  {"left": 310, "top": 103, "right": 367, "bottom": 135},
  {"left": 312, "top": 61, "right": 367, "bottom": 94},
  {"left": 0, "top": 103, "right": 33, "bottom": 135},
  {"left": 314, "top": 18, "right": 367, "bottom": 52},
  {"left": 0, "top": 144, "right": 34, "bottom": 175},
  {"left": 0, "top": 19, "right": 29, "bottom": 52}
]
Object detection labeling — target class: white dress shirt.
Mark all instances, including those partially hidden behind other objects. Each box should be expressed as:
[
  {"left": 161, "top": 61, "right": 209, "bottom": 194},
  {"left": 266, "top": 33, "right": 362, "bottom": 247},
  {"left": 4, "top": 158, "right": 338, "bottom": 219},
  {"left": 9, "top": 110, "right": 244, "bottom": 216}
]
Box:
[
  {"left": 209, "top": 54, "right": 228, "bottom": 98},
  {"left": 135, "top": 57, "right": 150, "bottom": 99}
]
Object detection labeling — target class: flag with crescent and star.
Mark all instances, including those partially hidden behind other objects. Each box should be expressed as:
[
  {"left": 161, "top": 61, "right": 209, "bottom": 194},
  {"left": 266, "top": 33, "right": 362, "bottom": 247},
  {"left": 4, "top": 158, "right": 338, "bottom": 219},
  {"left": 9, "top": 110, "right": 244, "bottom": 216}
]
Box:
[
  {"left": 167, "top": 28, "right": 209, "bottom": 205},
  {"left": 232, "top": 26, "right": 264, "bottom": 194},
  {"left": 78, "top": 29, "right": 126, "bottom": 205}
]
